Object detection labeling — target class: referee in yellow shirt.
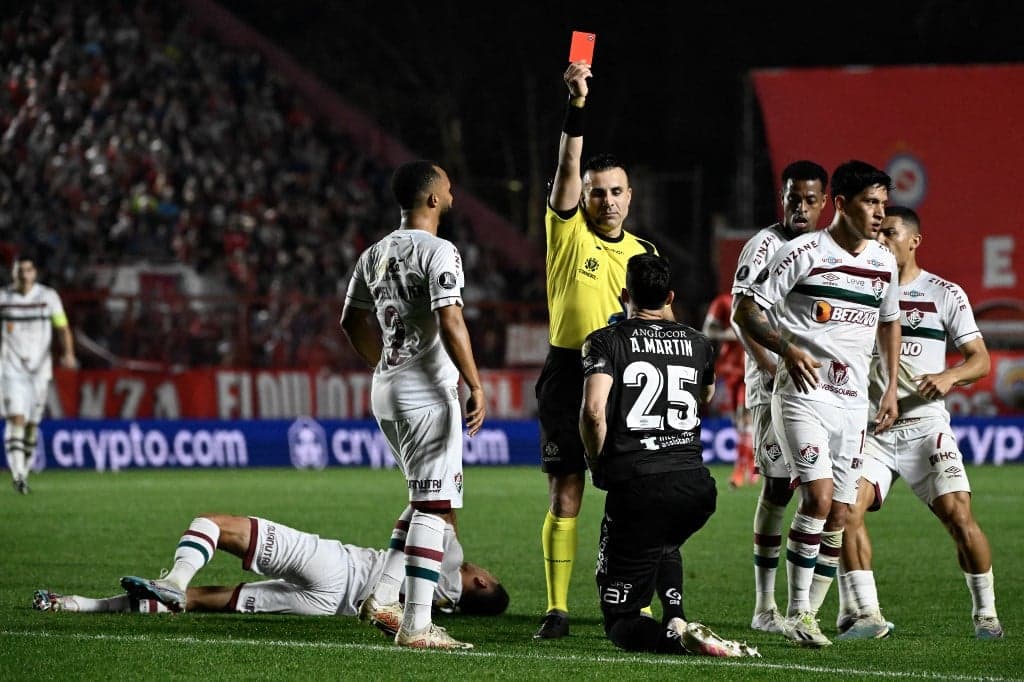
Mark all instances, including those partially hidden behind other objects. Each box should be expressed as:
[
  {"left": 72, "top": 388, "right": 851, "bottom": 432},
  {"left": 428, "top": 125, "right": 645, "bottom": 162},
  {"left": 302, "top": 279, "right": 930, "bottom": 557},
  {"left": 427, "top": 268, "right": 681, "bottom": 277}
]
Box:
[{"left": 535, "top": 61, "right": 662, "bottom": 639}]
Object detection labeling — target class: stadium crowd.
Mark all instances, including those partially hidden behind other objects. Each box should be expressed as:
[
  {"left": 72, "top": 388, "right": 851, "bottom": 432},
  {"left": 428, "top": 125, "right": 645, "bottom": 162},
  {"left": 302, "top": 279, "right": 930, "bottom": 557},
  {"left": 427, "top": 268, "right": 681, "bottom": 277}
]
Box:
[{"left": 0, "top": 2, "right": 536, "bottom": 369}]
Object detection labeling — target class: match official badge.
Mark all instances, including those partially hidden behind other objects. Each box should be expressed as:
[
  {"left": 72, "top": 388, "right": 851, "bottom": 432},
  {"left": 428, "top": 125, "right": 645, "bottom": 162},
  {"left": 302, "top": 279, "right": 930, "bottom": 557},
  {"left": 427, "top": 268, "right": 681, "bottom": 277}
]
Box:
[
  {"left": 543, "top": 441, "right": 560, "bottom": 462},
  {"left": 288, "top": 417, "right": 328, "bottom": 470}
]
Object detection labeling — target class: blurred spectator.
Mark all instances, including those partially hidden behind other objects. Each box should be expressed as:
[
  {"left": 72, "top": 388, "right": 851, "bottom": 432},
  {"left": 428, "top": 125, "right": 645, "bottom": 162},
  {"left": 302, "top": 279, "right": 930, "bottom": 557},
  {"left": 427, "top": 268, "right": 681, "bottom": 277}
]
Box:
[{"left": 0, "top": 1, "right": 541, "bottom": 369}]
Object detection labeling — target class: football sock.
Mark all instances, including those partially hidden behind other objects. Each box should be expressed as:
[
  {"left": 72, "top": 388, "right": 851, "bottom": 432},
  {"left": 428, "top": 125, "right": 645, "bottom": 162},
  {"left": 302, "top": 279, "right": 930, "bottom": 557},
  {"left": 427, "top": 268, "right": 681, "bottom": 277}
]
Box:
[
  {"left": 542, "top": 511, "right": 577, "bottom": 614},
  {"left": 23, "top": 423, "right": 39, "bottom": 477},
  {"left": 786, "top": 512, "right": 825, "bottom": 615},
  {"left": 846, "top": 569, "right": 880, "bottom": 617},
  {"left": 5, "top": 421, "right": 26, "bottom": 481},
  {"left": 608, "top": 615, "right": 669, "bottom": 653},
  {"left": 965, "top": 569, "right": 997, "bottom": 618},
  {"left": 753, "top": 495, "right": 786, "bottom": 613},
  {"left": 656, "top": 547, "right": 685, "bottom": 622},
  {"left": 809, "top": 529, "right": 843, "bottom": 613},
  {"left": 165, "top": 517, "right": 221, "bottom": 589},
  {"left": 374, "top": 505, "right": 413, "bottom": 605},
  {"left": 136, "top": 597, "right": 171, "bottom": 613},
  {"left": 836, "top": 570, "right": 855, "bottom": 624},
  {"left": 403, "top": 510, "right": 446, "bottom": 631},
  {"left": 67, "top": 594, "right": 133, "bottom": 613}
]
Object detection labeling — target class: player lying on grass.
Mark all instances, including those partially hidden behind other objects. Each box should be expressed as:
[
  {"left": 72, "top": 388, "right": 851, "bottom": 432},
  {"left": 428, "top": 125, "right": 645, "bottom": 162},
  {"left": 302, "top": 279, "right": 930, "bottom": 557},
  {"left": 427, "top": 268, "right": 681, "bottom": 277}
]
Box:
[{"left": 33, "top": 512, "right": 509, "bottom": 627}]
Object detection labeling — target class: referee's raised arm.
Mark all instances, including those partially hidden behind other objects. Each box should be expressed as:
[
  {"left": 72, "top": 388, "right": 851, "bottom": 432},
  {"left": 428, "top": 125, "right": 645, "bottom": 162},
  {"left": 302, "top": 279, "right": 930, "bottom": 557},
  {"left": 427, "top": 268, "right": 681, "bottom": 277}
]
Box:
[{"left": 550, "top": 61, "right": 591, "bottom": 212}]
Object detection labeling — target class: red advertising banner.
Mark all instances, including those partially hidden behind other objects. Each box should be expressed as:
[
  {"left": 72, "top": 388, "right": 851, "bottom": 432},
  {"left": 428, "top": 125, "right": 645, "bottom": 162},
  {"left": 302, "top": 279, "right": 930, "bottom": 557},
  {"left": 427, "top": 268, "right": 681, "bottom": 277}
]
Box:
[
  {"left": 50, "top": 368, "right": 541, "bottom": 420},
  {"left": 49, "top": 357, "right": 1022, "bottom": 419},
  {"left": 752, "top": 65, "right": 1024, "bottom": 309}
]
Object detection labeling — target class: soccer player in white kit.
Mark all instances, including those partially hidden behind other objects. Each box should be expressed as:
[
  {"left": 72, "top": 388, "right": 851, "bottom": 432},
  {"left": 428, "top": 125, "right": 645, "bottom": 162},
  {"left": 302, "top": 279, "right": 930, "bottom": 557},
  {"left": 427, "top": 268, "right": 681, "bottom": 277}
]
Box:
[
  {"left": 734, "top": 160, "right": 902, "bottom": 647},
  {"left": 43, "top": 513, "right": 508, "bottom": 617},
  {"left": 1, "top": 256, "right": 77, "bottom": 494},
  {"left": 836, "top": 207, "right": 1004, "bottom": 641},
  {"left": 341, "top": 160, "right": 486, "bottom": 649},
  {"left": 730, "top": 160, "right": 830, "bottom": 634}
]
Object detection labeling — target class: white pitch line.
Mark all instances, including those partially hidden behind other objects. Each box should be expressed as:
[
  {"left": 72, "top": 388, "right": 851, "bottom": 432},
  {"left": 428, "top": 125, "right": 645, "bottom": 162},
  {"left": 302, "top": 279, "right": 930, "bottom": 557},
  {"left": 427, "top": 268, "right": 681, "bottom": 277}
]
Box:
[{"left": 2, "top": 630, "right": 1018, "bottom": 682}]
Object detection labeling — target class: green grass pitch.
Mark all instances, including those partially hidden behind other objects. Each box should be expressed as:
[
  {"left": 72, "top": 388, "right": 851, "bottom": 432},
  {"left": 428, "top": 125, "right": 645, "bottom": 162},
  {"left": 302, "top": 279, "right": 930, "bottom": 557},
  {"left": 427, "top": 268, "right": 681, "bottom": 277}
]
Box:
[{"left": 1, "top": 464, "right": 1020, "bottom": 680}]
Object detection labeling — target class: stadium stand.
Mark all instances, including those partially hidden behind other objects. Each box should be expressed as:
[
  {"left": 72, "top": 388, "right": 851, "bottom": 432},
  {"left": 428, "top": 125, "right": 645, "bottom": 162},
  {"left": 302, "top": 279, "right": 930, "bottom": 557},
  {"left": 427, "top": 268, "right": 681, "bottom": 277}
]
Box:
[{"left": 0, "top": 2, "right": 545, "bottom": 369}]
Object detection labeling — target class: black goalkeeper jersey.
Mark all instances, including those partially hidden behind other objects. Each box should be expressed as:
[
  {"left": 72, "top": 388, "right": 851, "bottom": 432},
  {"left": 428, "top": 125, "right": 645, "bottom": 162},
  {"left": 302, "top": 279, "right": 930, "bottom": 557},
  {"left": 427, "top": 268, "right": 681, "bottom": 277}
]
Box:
[{"left": 581, "top": 317, "right": 715, "bottom": 487}]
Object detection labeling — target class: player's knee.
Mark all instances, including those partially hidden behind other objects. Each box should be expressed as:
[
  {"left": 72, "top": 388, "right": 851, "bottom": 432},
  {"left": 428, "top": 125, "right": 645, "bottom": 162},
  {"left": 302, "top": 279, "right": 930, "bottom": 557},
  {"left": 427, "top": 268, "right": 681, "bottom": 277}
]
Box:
[
  {"left": 844, "top": 502, "right": 866, "bottom": 529},
  {"left": 933, "top": 492, "right": 972, "bottom": 526},
  {"left": 938, "top": 506, "right": 979, "bottom": 542},
  {"left": 763, "top": 477, "right": 793, "bottom": 506},
  {"left": 549, "top": 474, "right": 585, "bottom": 517},
  {"left": 799, "top": 491, "right": 832, "bottom": 518},
  {"left": 550, "top": 495, "right": 581, "bottom": 518},
  {"left": 827, "top": 504, "right": 849, "bottom": 530},
  {"left": 199, "top": 512, "right": 230, "bottom": 526}
]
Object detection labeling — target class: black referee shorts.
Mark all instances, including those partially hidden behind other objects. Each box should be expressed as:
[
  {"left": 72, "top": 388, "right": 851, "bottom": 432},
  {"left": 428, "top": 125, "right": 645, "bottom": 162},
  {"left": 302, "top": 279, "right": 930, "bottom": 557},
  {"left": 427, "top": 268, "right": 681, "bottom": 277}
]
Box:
[{"left": 535, "top": 346, "right": 587, "bottom": 475}]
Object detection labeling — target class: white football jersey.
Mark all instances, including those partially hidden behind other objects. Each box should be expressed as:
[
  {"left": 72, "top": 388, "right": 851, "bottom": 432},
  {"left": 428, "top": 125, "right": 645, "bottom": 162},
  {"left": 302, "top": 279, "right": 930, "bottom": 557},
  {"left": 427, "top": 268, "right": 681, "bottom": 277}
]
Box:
[
  {"left": 730, "top": 224, "right": 788, "bottom": 407},
  {"left": 345, "top": 229, "right": 464, "bottom": 417},
  {"left": 868, "top": 269, "right": 981, "bottom": 424},
  {"left": 749, "top": 229, "right": 899, "bottom": 408},
  {"left": 345, "top": 524, "right": 463, "bottom": 614},
  {"left": 0, "top": 283, "right": 67, "bottom": 380}
]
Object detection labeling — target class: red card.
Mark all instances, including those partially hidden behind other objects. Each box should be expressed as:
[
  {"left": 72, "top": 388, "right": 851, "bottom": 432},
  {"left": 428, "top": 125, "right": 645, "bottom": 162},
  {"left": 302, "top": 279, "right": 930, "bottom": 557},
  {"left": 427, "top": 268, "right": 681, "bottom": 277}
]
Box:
[{"left": 569, "top": 31, "right": 596, "bottom": 65}]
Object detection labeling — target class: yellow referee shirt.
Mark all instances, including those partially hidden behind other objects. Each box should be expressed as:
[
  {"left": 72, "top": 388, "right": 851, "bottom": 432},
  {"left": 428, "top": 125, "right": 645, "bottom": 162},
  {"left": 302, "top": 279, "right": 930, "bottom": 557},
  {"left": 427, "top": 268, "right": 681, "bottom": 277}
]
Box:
[{"left": 545, "top": 205, "right": 657, "bottom": 350}]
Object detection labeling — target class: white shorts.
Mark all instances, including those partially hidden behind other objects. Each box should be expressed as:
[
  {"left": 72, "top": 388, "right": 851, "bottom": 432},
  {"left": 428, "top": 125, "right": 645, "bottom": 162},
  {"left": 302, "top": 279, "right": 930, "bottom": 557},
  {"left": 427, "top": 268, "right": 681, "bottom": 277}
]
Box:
[
  {"left": 751, "top": 403, "right": 788, "bottom": 479},
  {"left": 234, "top": 517, "right": 361, "bottom": 616},
  {"left": 771, "top": 394, "right": 867, "bottom": 505},
  {"left": 376, "top": 398, "right": 464, "bottom": 509},
  {"left": 862, "top": 419, "right": 971, "bottom": 507},
  {"left": 2, "top": 371, "right": 48, "bottom": 422}
]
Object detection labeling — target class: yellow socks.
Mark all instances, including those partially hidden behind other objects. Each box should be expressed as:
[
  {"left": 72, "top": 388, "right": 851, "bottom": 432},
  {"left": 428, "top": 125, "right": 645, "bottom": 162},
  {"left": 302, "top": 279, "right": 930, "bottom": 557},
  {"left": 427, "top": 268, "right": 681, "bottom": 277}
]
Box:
[{"left": 542, "top": 511, "right": 577, "bottom": 613}]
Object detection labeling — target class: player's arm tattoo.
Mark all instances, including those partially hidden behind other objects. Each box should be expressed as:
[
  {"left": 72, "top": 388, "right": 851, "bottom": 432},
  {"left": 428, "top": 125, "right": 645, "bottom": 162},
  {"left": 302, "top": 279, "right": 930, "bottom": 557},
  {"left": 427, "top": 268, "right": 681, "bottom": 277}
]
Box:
[
  {"left": 733, "top": 295, "right": 789, "bottom": 356},
  {"left": 735, "top": 323, "right": 777, "bottom": 373}
]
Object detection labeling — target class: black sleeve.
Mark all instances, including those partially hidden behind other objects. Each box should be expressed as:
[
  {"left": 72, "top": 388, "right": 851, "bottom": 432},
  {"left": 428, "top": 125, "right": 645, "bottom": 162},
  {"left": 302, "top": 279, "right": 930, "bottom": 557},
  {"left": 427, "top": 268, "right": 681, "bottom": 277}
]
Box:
[
  {"left": 701, "top": 337, "right": 715, "bottom": 386},
  {"left": 582, "top": 330, "right": 615, "bottom": 378}
]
